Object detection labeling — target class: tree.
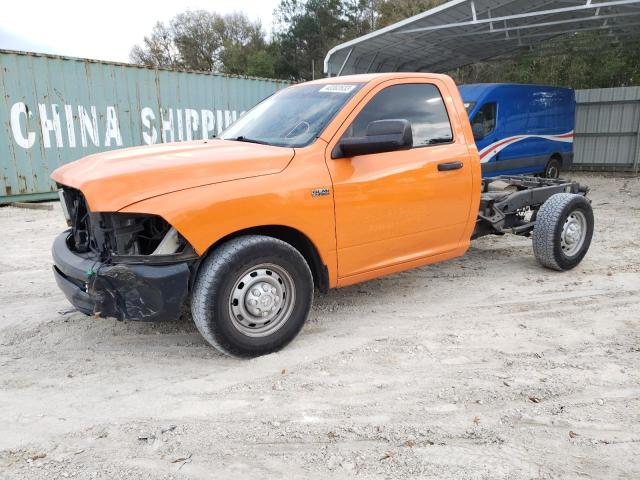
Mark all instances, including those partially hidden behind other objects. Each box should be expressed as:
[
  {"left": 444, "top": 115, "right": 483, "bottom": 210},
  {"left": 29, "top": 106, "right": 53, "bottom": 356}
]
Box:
[
  {"left": 129, "top": 3, "right": 640, "bottom": 88},
  {"left": 450, "top": 32, "right": 640, "bottom": 89},
  {"left": 219, "top": 13, "right": 274, "bottom": 77},
  {"left": 171, "top": 10, "right": 226, "bottom": 72},
  {"left": 130, "top": 22, "right": 180, "bottom": 68},
  {"left": 129, "top": 10, "right": 274, "bottom": 76},
  {"left": 270, "top": 0, "right": 447, "bottom": 79},
  {"left": 376, "top": 0, "right": 444, "bottom": 28},
  {"left": 343, "top": 0, "right": 377, "bottom": 36},
  {"left": 273, "top": 0, "right": 351, "bottom": 80}
]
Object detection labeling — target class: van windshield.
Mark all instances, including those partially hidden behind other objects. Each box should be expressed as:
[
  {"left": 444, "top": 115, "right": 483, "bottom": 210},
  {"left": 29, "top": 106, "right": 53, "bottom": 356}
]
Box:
[{"left": 220, "top": 83, "right": 364, "bottom": 148}]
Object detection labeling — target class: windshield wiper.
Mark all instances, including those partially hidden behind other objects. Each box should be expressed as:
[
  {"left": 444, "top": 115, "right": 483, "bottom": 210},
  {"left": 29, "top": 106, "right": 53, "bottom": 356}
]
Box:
[{"left": 229, "top": 135, "right": 271, "bottom": 145}]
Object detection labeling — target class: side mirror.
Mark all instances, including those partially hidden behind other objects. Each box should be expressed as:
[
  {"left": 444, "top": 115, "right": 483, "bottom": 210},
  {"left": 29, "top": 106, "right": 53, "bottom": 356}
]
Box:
[
  {"left": 334, "top": 119, "right": 413, "bottom": 158},
  {"left": 472, "top": 122, "right": 485, "bottom": 141}
]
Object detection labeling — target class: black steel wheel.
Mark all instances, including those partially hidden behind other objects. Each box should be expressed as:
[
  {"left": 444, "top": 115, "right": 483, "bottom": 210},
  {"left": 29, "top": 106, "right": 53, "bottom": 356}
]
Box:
[{"left": 191, "top": 235, "right": 313, "bottom": 358}]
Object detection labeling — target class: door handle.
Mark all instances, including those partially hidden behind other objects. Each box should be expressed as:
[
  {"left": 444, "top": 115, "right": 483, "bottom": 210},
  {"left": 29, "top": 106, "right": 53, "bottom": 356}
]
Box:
[{"left": 437, "top": 161, "right": 463, "bottom": 171}]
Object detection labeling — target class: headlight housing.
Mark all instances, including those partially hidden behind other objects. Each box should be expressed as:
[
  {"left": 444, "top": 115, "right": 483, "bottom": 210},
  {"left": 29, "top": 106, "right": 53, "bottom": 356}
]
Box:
[
  {"left": 93, "top": 212, "right": 180, "bottom": 256},
  {"left": 59, "top": 186, "right": 193, "bottom": 262}
]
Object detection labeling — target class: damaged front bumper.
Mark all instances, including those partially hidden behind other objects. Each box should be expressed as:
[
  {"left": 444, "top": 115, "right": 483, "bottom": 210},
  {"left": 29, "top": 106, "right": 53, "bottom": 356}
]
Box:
[{"left": 52, "top": 231, "right": 191, "bottom": 322}]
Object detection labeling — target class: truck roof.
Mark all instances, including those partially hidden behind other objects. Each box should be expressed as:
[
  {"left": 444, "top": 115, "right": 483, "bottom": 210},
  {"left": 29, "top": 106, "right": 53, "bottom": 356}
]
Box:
[{"left": 299, "top": 72, "right": 454, "bottom": 86}]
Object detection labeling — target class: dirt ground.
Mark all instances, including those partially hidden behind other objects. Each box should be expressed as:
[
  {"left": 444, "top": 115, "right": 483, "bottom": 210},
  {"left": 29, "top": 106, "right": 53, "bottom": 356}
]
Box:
[{"left": 0, "top": 173, "right": 638, "bottom": 480}]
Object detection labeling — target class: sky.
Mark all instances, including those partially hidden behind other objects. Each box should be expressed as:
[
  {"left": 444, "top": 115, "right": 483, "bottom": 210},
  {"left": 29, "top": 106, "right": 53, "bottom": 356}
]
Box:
[{"left": 0, "top": 0, "right": 281, "bottom": 63}]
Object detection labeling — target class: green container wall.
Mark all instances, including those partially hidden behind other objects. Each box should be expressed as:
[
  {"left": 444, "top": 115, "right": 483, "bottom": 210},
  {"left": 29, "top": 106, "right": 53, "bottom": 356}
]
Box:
[{"left": 0, "top": 50, "right": 289, "bottom": 203}]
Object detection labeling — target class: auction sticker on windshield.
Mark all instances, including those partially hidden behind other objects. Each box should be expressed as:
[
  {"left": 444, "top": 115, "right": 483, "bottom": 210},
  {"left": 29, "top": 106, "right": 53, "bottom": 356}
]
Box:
[{"left": 319, "top": 84, "right": 356, "bottom": 94}]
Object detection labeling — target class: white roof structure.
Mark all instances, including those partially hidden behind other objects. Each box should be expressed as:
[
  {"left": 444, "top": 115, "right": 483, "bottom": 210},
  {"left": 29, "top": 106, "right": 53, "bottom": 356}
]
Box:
[{"left": 324, "top": 0, "right": 640, "bottom": 75}]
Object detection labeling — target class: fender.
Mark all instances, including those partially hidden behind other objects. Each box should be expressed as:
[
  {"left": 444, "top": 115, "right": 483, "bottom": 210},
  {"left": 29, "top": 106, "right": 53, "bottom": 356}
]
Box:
[{"left": 119, "top": 149, "right": 339, "bottom": 287}]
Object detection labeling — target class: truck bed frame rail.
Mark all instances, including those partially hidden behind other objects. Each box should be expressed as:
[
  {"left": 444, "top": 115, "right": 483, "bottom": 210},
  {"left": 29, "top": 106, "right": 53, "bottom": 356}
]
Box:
[{"left": 474, "top": 175, "right": 589, "bottom": 239}]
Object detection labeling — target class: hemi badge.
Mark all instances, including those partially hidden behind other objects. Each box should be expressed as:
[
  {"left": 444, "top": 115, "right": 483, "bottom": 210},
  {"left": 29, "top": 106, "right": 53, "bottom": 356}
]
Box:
[{"left": 311, "top": 188, "right": 330, "bottom": 197}]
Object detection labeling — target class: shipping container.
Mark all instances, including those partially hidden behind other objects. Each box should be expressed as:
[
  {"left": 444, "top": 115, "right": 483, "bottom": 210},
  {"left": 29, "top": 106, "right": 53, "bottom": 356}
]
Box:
[{"left": 0, "top": 49, "right": 289, "bottom": 203}]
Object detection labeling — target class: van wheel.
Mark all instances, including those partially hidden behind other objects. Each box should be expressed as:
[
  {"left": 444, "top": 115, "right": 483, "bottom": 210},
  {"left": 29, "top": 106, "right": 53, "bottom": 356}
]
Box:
[
  {"left": 191, "top": 235, "right": 313, "bottom": 358},
  {"left": 544, "top": 157, "right": 561, "bottom": 178},
  {"left": 532, "top": 193, "right": 594, "bottom": 271}
]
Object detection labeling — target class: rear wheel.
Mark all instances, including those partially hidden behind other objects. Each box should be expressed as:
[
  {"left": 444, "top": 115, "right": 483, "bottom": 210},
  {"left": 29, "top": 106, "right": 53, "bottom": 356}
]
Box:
[
  {"left": 544, "top": 157, "right": 561, "bottom": 178},
  {"left": 191, "top": 235, "right": 313, "bottom": 357},
  {"left": 532, "top": 193, "right": 594, "bottom": 271}
]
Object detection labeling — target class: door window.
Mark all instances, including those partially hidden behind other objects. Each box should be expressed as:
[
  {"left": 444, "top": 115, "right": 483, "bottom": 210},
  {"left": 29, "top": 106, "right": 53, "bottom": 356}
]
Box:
[
  {"left": 471, "top": 102, "right": 497, "bottom": 136},
  {"left": 341, "top": 84, "right": 453, "bottom": 147}
]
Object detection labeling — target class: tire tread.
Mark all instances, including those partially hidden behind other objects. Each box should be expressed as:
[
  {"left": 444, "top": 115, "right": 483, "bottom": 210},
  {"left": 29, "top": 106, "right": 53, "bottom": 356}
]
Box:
[
  {"left": 532, "top": 193, "right": 593, "bottom": 271},
  {"left": 191, "top": 235, "right": 312, "bottom": 357}
]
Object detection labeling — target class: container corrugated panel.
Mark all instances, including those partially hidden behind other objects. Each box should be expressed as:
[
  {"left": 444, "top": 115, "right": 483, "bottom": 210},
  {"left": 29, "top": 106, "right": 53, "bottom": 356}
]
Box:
[
  {"left": 574, "top": 87, "right": 640, "bottom": 171},
  {"left": 0, "top": 49, "right": 289, "bottom": 202}
]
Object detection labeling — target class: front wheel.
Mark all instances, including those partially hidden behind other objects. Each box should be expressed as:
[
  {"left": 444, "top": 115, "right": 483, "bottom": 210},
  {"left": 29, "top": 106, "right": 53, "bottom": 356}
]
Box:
[
  {"left": 532, "top": 193, "right": 594, "bottom": 271},
  {"left": 191, "top": 235, "right": 313, "bottom": 357}
]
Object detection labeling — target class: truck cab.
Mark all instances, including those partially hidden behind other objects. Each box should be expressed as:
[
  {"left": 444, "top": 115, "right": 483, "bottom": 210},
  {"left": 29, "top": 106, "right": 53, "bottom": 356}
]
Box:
[{"left": 459, "top": 83, "right": 575, "bottom": 178}]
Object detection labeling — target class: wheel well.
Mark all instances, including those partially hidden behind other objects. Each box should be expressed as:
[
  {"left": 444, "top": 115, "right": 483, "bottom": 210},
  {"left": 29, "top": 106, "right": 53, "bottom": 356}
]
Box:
[
  {"left": 203, "top": 226, "right": 329, "bottom": 293},
  {"left": 550, "top": 152, "right": 563, "bottom": 165}
]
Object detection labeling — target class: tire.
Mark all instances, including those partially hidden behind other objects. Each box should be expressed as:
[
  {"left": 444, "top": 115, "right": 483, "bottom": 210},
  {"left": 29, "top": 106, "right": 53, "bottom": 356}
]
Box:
[
  {"left": 544, "top": 157, "right": 561, "bottom": 178},
  {"left": 191, "top": 235, "right": 313, "bottom": 358},
  {"left": 532, "top": 193, "right": 594, "bottom": 271}
]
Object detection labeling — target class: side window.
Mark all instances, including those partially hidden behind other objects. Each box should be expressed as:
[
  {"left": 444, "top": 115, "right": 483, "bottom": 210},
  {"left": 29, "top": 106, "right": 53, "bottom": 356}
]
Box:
[
  {"left": 472, "top": 102, "right": 497, "bottom": 135},
  {"left": 342, "top": 84, "right": 453, "bottom": 147}
]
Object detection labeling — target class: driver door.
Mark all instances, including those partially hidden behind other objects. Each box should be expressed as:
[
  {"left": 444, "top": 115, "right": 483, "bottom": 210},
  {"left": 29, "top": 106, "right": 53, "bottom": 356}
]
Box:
[{"left": 324, "top": 79, "right": 474, "bottom": 281}]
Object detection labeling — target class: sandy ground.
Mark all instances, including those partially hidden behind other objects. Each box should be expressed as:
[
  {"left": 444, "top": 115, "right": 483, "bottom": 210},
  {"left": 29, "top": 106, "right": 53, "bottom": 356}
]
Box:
[{"left": 0, "top": 173, "right": 638, "bottom": 480}]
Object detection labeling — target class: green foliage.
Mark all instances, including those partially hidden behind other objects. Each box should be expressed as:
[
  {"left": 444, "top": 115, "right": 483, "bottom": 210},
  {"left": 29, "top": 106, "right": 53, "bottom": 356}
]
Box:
[
  {"left": 171, "top": 10, "right": 226, "bottom": 72},
  {"left": 343, "top": 0, "right": 376, "bottom": 36},
  {"left": 218, "top": 13, "right": 272, "bottom": 77},
  {"left": 272, "top": 0, "right": 351, "bottom": 80},
  {"left": 130, "top": 1, "right": 639, "bottom": 87},
  {"left": 130, "top": 10, "right": 271, "bottom": 75},
  {"left": 376, "top": 0, "right": 443, "bottom": 28},
  {"left": 450, "top": 33, "right": 640, "bottom": 89},
  {"left": 130, "top": 21, "right": 181, "bottom": 69}
]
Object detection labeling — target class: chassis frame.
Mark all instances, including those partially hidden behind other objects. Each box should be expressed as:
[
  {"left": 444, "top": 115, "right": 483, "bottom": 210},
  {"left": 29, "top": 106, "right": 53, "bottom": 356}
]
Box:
[{"left": 473, "top": 175, "right": 589, "bottom": 239}]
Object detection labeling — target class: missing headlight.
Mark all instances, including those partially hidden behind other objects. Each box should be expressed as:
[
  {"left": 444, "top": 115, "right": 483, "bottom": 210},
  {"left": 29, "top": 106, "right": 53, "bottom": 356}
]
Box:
[
  {"left": 151, "top": 228, "right": 181, "bottom": 255},
  {"left": 90, "top": 213, "right": 186, "bottom": 259}
]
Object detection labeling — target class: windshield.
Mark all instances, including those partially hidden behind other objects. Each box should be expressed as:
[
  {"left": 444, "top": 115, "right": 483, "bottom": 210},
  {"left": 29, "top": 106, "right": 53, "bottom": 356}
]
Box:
[{"left": 220, "top": 83, "right": 364, "bottom": 147}]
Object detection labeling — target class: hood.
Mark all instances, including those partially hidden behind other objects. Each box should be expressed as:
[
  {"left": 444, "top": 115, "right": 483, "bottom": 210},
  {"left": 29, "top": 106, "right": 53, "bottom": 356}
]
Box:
[{"left": 51, "top": 139, "right": 295, "bottom": 211}]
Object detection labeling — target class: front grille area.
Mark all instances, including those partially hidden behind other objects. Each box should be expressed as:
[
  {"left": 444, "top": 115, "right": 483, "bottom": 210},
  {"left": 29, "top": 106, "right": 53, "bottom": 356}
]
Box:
[{"left": 58, "top": 186, "right": 176, "bottom": 260}]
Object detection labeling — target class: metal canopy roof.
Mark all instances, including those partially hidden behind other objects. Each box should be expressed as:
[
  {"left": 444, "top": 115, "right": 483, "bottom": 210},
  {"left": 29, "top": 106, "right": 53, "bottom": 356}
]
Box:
[{"left": 324, "top": 0, "right": 640, "bottom": 75}]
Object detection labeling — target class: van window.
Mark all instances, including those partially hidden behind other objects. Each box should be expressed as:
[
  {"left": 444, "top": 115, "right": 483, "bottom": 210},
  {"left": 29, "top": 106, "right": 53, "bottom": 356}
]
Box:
[
  {"left": 472, "top": 102, "right": 497, "bottom": 136},
  {"left": 342, "top": 84, "right": 453, "bottom": 147}
]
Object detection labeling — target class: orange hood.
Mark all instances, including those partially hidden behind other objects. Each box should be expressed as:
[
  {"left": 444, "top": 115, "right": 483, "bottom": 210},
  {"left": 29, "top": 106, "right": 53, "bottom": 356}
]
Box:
[{"left": 51, "top": 140, "right": 295, "bottom": 211}]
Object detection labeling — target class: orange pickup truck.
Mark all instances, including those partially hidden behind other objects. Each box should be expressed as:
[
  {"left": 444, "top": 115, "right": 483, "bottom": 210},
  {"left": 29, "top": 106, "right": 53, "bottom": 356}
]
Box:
[{"left": 52, "top": 73, "right": 594, "bottom": 357}]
